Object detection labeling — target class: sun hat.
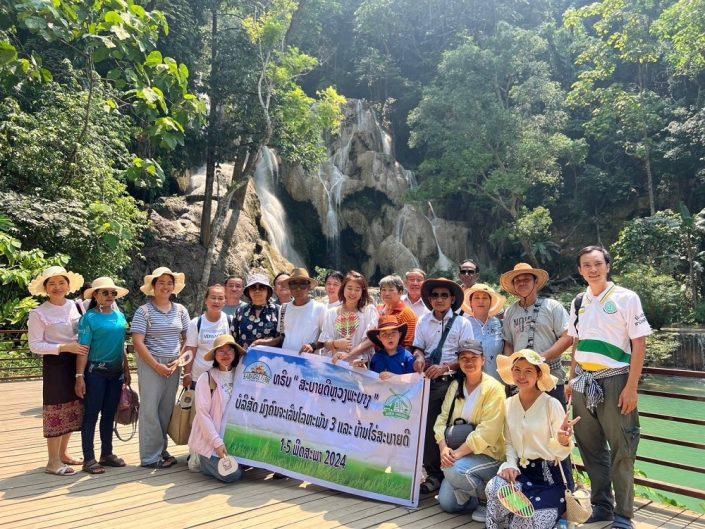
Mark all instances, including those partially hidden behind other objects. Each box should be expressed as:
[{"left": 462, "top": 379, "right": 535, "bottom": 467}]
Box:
[
  {"left": 28, "top": 266, "right": 84, "bottom": 297},
  {"left": 243, "top": 272, "right": 273, "bottom": 300},
  {"left": 461, "top": 283, "right": 506, "bottom": 318},
  {"left": 203, "top": 334, "right": 245, "bottom": 362},
  {"left": 366, "top": 315, "right": 408, "bottom": 350},
  {"left": 496, "top": 349, "right": 557, "bottom": 392},
  {"left": 456, "top": 339, "right": 484, "bottom": 357},
  {"left": 139, "top": 266, "right": 186, "bottom": 296},
  {"left": 83, "top": 277, "right": 129, "bottom": 300},
  {"left": 499, "top": 263, "right": 549, "bottom": 296},
  {"left": 282, "top": 267, "right": 318, "bottom": 289},
  {"left": 421, "top": 278, "right": 464, "bottom": 312}
]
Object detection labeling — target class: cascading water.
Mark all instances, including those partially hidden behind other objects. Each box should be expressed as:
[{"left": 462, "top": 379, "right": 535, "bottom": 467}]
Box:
[
  {"left": 394, "top": 205, "right": 421, "bottom": 268},
  {"left": 253, "top": 147, "right": 304, "bottom": 266},
  {"left": 317, "top": 162, "right": 346, "bottom": 268},
  {"left": 424, "top": 201, "right": 453, "bottom": 272}
]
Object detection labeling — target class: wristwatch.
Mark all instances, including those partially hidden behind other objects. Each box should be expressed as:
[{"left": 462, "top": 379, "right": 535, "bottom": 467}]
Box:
[{"left": 75, "top": 373, "right": 84, "bottom": 378}]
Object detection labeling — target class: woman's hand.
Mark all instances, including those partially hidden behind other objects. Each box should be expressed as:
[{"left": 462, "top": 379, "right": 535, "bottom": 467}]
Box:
[
  {"left": 379, "top": 371, "right": 393, "bottom": 380},
  {"left": 182, "top": 373, "right": 192, "bottom": 389},
  {"left": 154, "top": 362, "right": 175, "bottom": 377},
  {"left": 557, "top": 415, "right": 581, "bottom": 446},
  {"left": 413, "top": 356, "right": 425, "bottom": 374},
  {"left": 440, "top": 445, "right": 457, "bottom": 468},
  {"left": 350, "top": 359, "right": 367, "bottom": 369},
  {"left": 335, "top": 339, "right": 352, "bottom": 352},
  {"left": 332, "top": 352, "right": 347, "bottom": 364},
  {"left": 62, "top": 343, "right": 88, "bottom": 356},
  {"left": 75, "top": 376, "right": 86, "bottom": 398},
  {"left": 499, "top": 467, "right": 520, "bottom": 483},
  {"left": 300, "top": 343, "right": 314, "bottom": 354},
  {"left": 215, "top": 444, "right": 227, "bottom": 459}
]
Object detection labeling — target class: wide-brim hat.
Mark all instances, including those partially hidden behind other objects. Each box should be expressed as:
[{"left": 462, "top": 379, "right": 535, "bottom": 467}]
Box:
[
  {"left": 366, "top": 315, "right": 408, "bottom": 350},
  {"left": 204, "top": 334, "right": 245, "bottom": 362},
  {"left": 28, "top": 266, "right": 84, "bottom": 297},
  {"left": 497, "top": 349, "right": 557, "bottom": 392},
  {"left": 461, "top": 283, "right": 506, "bottom": 318},
  {"left": 421, "top": 278, "right": 464, "bottom": 312},
  {"left": 83, "top": 277, "right": 129, "bottom": 300},
  {"left": 500, "top": 263, "right": 549, "bottom": 296},
  {"left": 243, "top": 272, "right": 273, "bottom": 300},
  {"left": 140, "top": 266, "right": 186, "bottom": 296},
  {"left": 282, "top": 267, "right": 318, "bottom": 289}
]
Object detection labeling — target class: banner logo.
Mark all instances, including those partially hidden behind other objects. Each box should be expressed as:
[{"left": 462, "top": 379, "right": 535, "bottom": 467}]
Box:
[
  {"left": 383, "top": 390, "right": 412, "bottom": 420},
  {"left": 243, "top": 361, "right": 271, "bottom": 384}
]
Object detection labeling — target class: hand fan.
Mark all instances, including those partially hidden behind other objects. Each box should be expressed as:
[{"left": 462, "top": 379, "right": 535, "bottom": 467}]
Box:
[
  {"left": 497, "top": 482, "right": 535, "bottom": 518},
  {"left": 218, "top": 455, "right": 239, "bottom": 477},
  {"left": 176, "top": 350, "right": 193, "bottom": 367}
]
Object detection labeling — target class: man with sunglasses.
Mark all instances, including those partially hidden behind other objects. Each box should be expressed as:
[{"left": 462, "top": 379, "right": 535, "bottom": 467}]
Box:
[
  {"left": 276, "top": 268, "right": 325, "bottom": 354},
  {"left": 459, "top": 260, "right": 480, "bottom": 291},
  {"left": 411, "top": 278, "right": 474, "bottom": 495}
]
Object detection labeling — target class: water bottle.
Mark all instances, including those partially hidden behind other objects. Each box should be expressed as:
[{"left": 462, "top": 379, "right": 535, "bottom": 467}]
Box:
[{"left": 557, "top": 519, "right": 569, "bottom": 529}]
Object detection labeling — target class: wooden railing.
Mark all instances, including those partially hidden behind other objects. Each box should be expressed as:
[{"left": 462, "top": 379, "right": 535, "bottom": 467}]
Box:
[{"left": 1, "top": 330, "right": 703, "bottom": 501}]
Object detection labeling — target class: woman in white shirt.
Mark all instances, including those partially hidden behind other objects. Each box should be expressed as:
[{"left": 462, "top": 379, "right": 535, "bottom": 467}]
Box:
[
  {"left": 27, "top": 266, "right": 87, "bottom": 476},
  {"left": 485, "top": 349, "right": 579, "bottom": 529},
  {"left": 322, "top": 271, "right": 378, "bottom": 362}
]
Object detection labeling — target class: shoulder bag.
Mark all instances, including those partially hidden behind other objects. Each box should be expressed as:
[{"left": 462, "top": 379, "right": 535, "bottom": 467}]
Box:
[
  {"left": 114, "top": 384, "right": 139, "bottom": 442},
  {"left": 443, "top": 391, "right": 476, "bottom": 449}
]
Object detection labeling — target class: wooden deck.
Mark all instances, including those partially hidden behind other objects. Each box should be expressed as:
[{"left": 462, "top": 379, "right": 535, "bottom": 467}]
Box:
[{"left": 1, "top": 380, "right": 702, "bottom": 529}]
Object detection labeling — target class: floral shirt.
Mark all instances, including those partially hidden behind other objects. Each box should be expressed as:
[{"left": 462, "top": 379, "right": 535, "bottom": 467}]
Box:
[{"left": 231, "top": 302, "right": 279, "bottom": 348}]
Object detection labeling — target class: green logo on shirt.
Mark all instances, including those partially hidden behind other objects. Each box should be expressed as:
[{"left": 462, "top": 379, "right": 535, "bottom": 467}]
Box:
[{"left": 604, "top": 301, "right": 617, "bottom": 314}]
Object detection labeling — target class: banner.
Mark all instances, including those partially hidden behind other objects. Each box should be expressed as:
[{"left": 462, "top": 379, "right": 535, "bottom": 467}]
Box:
[{"left": 223, "top": 346, "right": 429, "bottom": 507}]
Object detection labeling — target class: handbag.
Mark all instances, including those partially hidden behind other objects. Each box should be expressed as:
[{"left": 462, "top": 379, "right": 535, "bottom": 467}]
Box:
[
  {"left": 168, "top": 388, "right": 196, "bottom": 445},
  {"left": 443, "top": 392, "right": 475, "bottom": 449},
  {"left": 114, "top": 384, "right": 139, "bottom": 442},
  {"left": 547, "top": 403, "right": 591, "bottom": 524}
]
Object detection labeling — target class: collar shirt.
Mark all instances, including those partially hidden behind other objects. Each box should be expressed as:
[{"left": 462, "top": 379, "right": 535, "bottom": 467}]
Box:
[
  {"left": 412, "top": 308, "right": 474, "bottom": 366},
  {"left": 402, "top": 294, "right": 431, "bottom": 319}
]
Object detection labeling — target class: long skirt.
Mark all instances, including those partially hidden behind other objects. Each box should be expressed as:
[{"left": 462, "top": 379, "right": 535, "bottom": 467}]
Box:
[
  {"left": 43, "top": 353, "right": 83, "bottom": 438},
  {"left": 486, "top": 458, "right": 573, "bottom": 529}
]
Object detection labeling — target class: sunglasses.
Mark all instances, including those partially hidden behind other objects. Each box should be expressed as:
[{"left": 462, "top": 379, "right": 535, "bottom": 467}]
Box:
[
  {"left": 430, "top": 292, "right": 451, "bottom": 299},
  {"left": 459, "top": 269, "right": 477, "bottom": 275},
  {"left": 98, "top": 290, "right": 118, "bottom": 297},
  {"left": 249, "top": 284, "right": 268, "bottom": 291},
  {"left": 288, "top": 282, "right": 310, "bottom": 290}
]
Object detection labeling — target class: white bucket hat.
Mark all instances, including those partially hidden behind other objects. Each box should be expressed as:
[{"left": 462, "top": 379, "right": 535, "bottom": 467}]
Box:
[
  {"left": 139, "top": 266, "right": 186, "bottom": 296},
  {"left": 28, "top": 266, "right": 84, "bottom": 297},
  {"left": 83, "top": 277, "right": 129, "bottom": 300}
]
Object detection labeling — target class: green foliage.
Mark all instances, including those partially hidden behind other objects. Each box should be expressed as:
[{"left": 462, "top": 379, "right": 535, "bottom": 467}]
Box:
[
  {"left": 646, "top": 332, "right": 680, "bottom": 367},
  {"left": 616, "top": 265, "right": 688, "bottom": 329},
  {"left": 653, "top": 0, "right": 705, "bottom": 78}
]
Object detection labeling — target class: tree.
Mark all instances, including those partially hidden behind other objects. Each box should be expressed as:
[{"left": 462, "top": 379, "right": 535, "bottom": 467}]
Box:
[{"left": 408, "top": 23, "right": 577, "bottom": 266}]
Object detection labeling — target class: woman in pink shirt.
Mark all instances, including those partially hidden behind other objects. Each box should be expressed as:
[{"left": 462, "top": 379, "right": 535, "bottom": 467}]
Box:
[{"left": 188, "top": 334, "right": 244, "bottom": 482}]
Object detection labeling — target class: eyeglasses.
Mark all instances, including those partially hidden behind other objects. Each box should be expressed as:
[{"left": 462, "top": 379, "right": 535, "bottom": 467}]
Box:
[
  {"left": 459, "top": 269, "right": 477, "bottom": 275},
  {"left": 430, "top": 292, "right": 451, "bottom": 299},
  {"left": 98, "top": 290, "right": 118, "bottom": 297},
  {"left": 379, "top": 330, "right": 400, "bottom": 339},
  {"left": 288, "top": 282, "right": 310, "bottom": 290}
]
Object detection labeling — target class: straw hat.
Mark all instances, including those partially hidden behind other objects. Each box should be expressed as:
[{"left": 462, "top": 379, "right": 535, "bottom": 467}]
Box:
[
  {"left": 203, "top": 334, "right": 245, "bottom": 362},
  {"left": 366, "top": 315, "right": 408, "bottom": 350},
  {"left": 420, "top": 278, "right": 464, "bottom": 312},
  {"left": 499, "top": 263, "right": 549, "bottom": 296},
  {"left": 461, "top": 283, "right": 506, "bottom": 318},
  {"left": 139, "top": 266, "right": 185, "bottom": 296},
  {"left": 28, "top": 266, "right": 84, "bottom": 297},
  {"left": 496, "top": 349, "right": 557, "bottom": 392},
  {"left": 282, "top": 268, "right": 318, "bottom": 288},
  {"left": 243, "top": 272, "right": 273, "bottom": 300},
  {"left": 83, "top": 277, "right": 129, "bottom": 300}
]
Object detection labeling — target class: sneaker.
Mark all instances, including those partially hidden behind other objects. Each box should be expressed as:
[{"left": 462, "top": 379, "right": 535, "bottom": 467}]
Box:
[
  {"left": 471, "top": 504, "right": 487, "bottom": 523},
  {"left": 611, "top": 515, "right": 634, "bottom": 529},
  {"left": 587, "top": 507, "right": 614, "bottom": 524}
]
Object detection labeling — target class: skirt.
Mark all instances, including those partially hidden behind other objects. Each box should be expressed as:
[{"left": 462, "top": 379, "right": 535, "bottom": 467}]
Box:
[
  {"left": 42, "top": 353, "right": 83, "bottom": 438},
  {"left": 517, "top": 457, "right": 573, "bottom": 515}
]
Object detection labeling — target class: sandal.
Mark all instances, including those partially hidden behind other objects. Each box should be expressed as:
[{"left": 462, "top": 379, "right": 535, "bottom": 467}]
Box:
[
  {"left": 61, "top": 456, "right": 83, "bottom": 465},
  {"left": 82, "top": 460, "right": 106, "bottom": 474},
  {"left": 161, "top": 451, "right": 177, "bottom": 467},
  {"left": 419, "top": 476, "right": 441, "bottom": 494},
  {"left": 99, "top": 454, "right": 126, "bottom": 467},
  {"left": 45, "top": 465, "right": 76, "bottom": 476},
  {"left": 141, "top": 458, "right": 174, "bottom": 469}
]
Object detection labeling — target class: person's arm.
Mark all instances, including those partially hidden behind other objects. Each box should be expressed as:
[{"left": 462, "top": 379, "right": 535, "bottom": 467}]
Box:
[
  {"left": 28, "top": 310, "right": 88, "bottom": 356},
  {"left": 123, "top": 350, "right": 131, "bottom": 386},
  {"left": 459, "top": 382, "right": 506, "bottom": 458},
  {"left": 497, "top": 414, "right": 520, "bottom": 482},
  {"left": 251, "top": 335, "right": 284, "bottom": 348},
  {"left": 75, "top": 354, "right": 88, "bottom": 398},
  {"left": 191, "top": 372, "right": 225, "bottom": 453},
  {"left": 620, "top": 336, "right": 645, "bottom": 414},
  {"left": 542, "top": 304, "right": 571, "bottom": 361},
  {"left": 434, "top": 382, "right": 458, "bottom": 468},
  {"left": 541, "top": 333, "right": 572, "bottom": 361}
]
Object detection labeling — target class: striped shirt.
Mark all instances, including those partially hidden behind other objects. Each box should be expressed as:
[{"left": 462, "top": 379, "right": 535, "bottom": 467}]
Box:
[{"left": 131, "top": 302, "right": 190, "bottom": 360}]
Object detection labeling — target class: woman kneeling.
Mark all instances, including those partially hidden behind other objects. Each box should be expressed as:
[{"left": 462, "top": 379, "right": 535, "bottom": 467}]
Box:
[
  {"left": 485, "top": 349, "right": 578, "bottom": 529},
  {"left": 434, "top": 340, "right": 506, "bottom": 522},
  {"left": 188, "top": 334, "right": 244, "bottom": 483}
]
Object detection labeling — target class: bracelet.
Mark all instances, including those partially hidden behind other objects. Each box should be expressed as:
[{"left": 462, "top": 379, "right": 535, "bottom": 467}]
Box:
[
  {"left": 184, "top": 373, "right": 192, "bottom": 379},
  {"left": 75, "top": 373, "right": 84, "bottom": 378}
]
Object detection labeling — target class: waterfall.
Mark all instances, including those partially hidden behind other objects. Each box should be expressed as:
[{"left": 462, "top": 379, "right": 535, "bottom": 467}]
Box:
[
  {"left": 424, "top": 201, "right": 453, "bottom": 272},
  {"left": 660, "top": 328, "right": 705, "bottom": 370},
  {"left": 253, "top": 147, "right": 304, "bottom": 266},
  {"left": 317, "top": 162, "right": 346, "bottom": 268},
  {"left": 394, "top": 205, "right": 421, "bottom": 268}
]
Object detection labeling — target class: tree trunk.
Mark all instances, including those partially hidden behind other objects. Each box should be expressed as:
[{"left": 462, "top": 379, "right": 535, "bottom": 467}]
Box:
[
  {"left": 643, "top": 147, "right": 656, "bottom": 216},
  {"left": 200, "top": 5, "right": 219, "bottom": 246}
]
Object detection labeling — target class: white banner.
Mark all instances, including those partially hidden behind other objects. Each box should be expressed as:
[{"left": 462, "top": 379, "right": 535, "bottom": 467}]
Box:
[{"left": 223, "top": 346, "right": 429, "bottom": 507}]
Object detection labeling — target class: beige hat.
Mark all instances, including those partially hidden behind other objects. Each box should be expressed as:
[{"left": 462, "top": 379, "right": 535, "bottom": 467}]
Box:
[
  {"left": 496, "top": 349, "right": 557, "bottom": 392},
  {"left": 461, "top": 283, "right": 506, "bottom": 318},
  {"left": 83, "top": 277, "right": 129, "bottom": 300},
  {"left": 28, "top": 266, "right": 84, "bottom": 297},
  {"left": 281, "top": 268, "right": 318, "bottom": 289},
  {"left": 500, "top": 263, "right": 549, "bottom": 296},
  {"left": 203, "top": 334, "right": 245, "bottom": 362},
  {"left": 139, "top": 266, "right": 186, "bottom": 296},
  {"left": 243, "top": 272, "right": 273, "bottom": 300}
]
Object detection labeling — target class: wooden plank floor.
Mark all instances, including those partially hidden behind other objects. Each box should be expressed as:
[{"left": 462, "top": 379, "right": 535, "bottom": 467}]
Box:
[{"left": 1, "top": 380, "right": 701, "bottom": 529}]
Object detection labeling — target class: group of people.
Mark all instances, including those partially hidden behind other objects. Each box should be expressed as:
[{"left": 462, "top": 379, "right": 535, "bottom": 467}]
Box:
[{"left": 27, "top": 245, "right": 651, "bottom": 529}]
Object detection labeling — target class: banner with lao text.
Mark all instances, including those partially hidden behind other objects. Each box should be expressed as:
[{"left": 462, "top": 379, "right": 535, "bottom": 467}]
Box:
[{"left": 223, "top": 346, "right": 429, "bottom": 507}]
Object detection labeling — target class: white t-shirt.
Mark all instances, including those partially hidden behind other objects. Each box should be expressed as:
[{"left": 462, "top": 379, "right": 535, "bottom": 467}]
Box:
[
  {"left": 185, "top": 313, "right": 231, "bottom": 381},
  {"left": 278, "top": 299, "right": 326, "bottom": 352}
]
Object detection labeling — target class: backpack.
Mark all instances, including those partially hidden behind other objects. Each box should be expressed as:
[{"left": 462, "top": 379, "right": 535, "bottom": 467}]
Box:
[{"left": 572, "top": 292, "right": 585, "bottom": 335}]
